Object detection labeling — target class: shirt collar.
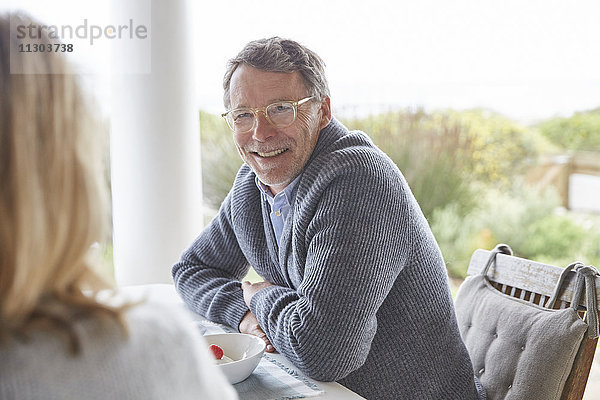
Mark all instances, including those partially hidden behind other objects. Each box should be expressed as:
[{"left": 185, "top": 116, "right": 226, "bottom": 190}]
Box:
[{"left": 255, "top": 175, "right": 301, "bottom": 204}]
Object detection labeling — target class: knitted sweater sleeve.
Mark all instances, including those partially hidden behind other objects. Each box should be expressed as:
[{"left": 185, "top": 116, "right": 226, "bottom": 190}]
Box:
[
  {"left": 172, "top": 191, "right": 251, "bottom": 329},
  {"left": 250, "top": 153, "right": 414, "bottom": 381}
]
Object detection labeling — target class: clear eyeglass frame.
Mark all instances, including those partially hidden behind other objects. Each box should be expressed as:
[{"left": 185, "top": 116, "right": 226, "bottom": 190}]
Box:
[{"left": 221, "top": 96, "right": 315, "bottom": 133}]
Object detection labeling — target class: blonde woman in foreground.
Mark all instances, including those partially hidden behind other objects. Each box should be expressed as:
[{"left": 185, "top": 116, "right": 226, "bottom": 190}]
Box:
[{"left": 0, "top": 12, "right": 237, "bottom": 400}]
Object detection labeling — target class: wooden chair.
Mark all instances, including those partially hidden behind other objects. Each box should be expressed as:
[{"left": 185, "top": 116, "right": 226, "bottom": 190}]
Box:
[{"left": 459, "top": 248, "right": 600, "bottom": 400}]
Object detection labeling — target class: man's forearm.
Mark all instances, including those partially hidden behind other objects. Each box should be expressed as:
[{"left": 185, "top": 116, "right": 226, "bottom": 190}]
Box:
[
  {"left": 246, "top": 284, "right": 375, "bottom": 382},
  {"left": 172, "top": 261, "right": 249, "bottom": 328}
]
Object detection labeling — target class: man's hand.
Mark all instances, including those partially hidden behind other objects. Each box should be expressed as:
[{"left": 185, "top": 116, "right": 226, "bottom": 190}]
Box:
[
  {"left": 240, "top": 281, "right": 276, "bottom": 352},
  {"left": 241, "top": 280, "right": 274, "bottom": 308},
  {"left": 239, "top": 311, "right": 275, "bottom": 352}
]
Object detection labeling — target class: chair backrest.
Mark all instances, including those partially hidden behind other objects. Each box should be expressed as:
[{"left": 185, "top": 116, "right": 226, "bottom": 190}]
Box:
[{"left": 464, "top": 249, "right": 600, "bottom": 400}]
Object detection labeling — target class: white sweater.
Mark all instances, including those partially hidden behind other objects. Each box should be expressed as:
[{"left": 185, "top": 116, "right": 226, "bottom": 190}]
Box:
[{"left": 0, "top": 300, "right": 237, "bottom": 400}]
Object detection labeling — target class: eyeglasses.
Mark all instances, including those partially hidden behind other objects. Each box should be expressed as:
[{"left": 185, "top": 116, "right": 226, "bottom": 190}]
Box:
[{"left": 221, "top": 96, "right": 315, "bottom": 133}]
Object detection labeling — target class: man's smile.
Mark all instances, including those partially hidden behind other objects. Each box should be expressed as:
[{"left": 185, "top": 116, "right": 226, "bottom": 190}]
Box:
[{"left": 253, "top": 148, "right": 289, "bottom": 158}]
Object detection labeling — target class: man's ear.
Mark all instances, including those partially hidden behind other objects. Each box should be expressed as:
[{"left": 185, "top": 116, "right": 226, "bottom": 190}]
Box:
[{"left": 318, "top": 96, "right": 332, "bottom": 130}]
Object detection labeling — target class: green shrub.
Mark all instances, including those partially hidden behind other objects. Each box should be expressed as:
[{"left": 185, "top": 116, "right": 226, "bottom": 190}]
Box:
[
  {"left": 520, "top": 213, "right": 587, "bottom": 264},
  {"left": 441, "top": 109, "right": 550, "bottom": 186},
  {"left": 537, "top": 107, "right": 600, "bottom": 152},
  {"left": 199, "top": 111, "right": 243, "bottom": 209},
  {"left": 430, "top": 203, "right": 480, "bottom": 278},
  {"left": 431, "top": 181, "right": 600, "bottom": 278}
]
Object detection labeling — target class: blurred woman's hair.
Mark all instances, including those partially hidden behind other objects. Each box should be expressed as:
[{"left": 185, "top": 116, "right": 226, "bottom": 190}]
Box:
[{"left": 0, "top": 12, "right": 125, "bottom": 353}]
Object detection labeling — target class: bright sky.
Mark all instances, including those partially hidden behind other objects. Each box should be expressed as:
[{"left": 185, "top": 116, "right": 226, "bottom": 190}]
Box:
[{"left": 5, "top": 0, "right": 600, "bottom": 123}]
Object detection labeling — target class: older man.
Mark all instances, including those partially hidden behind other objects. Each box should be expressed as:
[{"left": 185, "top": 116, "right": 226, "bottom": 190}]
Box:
[{"left": 173, "top": 37, "right": 482, "bottom": 399}]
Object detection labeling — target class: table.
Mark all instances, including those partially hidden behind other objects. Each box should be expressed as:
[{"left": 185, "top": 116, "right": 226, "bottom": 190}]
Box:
[{"left": 121, "top": 284, "right": 365, "bottom": 400}]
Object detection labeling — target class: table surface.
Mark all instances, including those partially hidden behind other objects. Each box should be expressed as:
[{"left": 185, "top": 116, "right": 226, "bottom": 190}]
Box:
[{"left": 121, "top": 283, "right": 365, "bottom": 400}]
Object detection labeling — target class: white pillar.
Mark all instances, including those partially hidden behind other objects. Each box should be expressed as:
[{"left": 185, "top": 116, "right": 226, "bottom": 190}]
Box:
[{"left": 109, "top": 0, "right": 201, "bottom": 285}]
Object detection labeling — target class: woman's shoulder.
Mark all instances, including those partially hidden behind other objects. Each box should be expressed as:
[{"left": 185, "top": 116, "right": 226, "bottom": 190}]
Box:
[
  {"left": 92, "top": 300, "right": 208, "bottom": 375},
  {"left": 0, "top": 300, "right": 237, "bottom": 400},
  {"left": 122, "top": 300, "right": 201, "bottom": 340},
  {"left": 99, "top": 300, "right": 237, "bottom": 399}
]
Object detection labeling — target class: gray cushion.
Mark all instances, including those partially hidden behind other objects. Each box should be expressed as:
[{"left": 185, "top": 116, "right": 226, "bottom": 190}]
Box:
[{"left": 455, "top": 275, "right": 588, "bottom": 400}]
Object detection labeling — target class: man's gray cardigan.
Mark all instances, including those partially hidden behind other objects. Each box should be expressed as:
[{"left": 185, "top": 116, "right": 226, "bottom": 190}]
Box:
[{"left": 173, "top": 118, "right": 480, "bottom": 399}]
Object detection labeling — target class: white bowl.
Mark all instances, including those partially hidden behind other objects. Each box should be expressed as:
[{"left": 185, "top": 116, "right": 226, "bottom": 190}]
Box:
[{"left": 204, "top": 333, "right": 266, "bottom": 384}]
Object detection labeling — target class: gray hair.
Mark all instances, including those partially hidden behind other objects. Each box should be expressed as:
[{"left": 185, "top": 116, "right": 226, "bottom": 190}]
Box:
[{"left": 223, "top": 37, "right": 330, "bottom": 109}]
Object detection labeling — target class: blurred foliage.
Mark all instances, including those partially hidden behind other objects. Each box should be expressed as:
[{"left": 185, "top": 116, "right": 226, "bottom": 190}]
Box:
[
  {"left": 522, "top": 214, "right": 590, "bottom": 262},
  {"left": 341, "top": 108, "right": 549, "bottom": 220},
  {"left": 440, "top": 109, "right": 556, "bottom": 185},
  {"left": 536, "top": 107, "right": 600, "bottom": 152},
  {"left": 343, "top": 109, "right": 477, "bottom": 219},
  {"left": 434, "top": 186, "right": 600, "bottom": 277},
  {"left": 199, "top": 106, "right": 600, "bottom": 279},
  {"left": 200, "top": 111, "right": 243, "bottom": 208}
]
